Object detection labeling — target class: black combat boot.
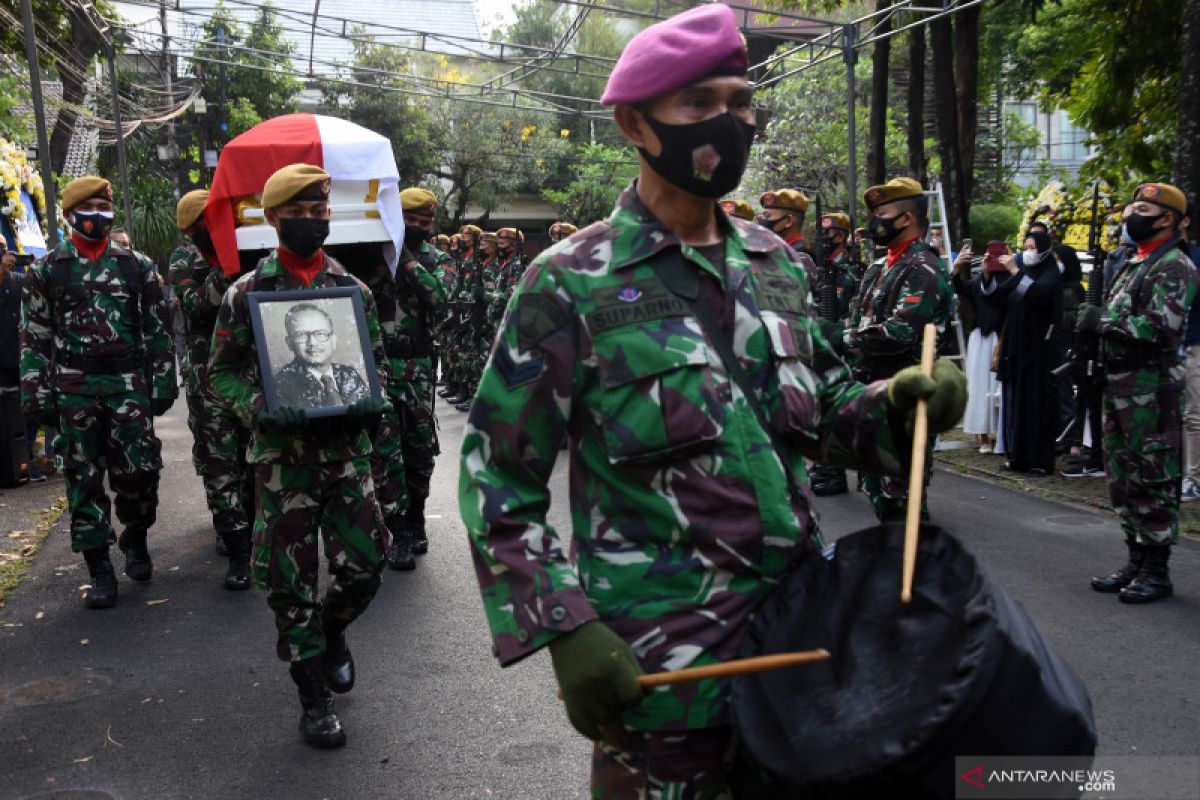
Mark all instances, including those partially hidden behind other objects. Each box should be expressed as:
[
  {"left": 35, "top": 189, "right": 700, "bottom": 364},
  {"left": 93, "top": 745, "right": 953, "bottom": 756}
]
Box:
[
  {"left": 439, "top": 383, "right": 461, "bottom": 400},
  {"left": 214, "top": 534, "right": 229, "bottom": 556},
  {"left": 455, "top": 399, "right": 472, "bottom": 413},
  {"left": 811, "top": 466, "right": 848, "bottom": 497},
  {"left": 289, "top": 658, "right": 346, "bottom": 748},
  {"left": 221, "top": 529, "right": 252, "bottom": 591},
  {"left": 1090, "top": 539, "right": 1144, "bottom": 593},
  {"left": 1119, "top": 544, "right": 1173, "bottom": 604},
  {"left": 385, "top": 514, "right": 415, "bottom": 571},
  {"left": 320, "top": 615, "right": 355, "bottom": 694},
  {"left": 82, "top": 547, "right": 119, "bottom": 609},
  {"left": 406, "top": 496, "right": 429, "bottom": 556},
  {"left": 117, "top": 528, "right": 152, "bottom": 582}
]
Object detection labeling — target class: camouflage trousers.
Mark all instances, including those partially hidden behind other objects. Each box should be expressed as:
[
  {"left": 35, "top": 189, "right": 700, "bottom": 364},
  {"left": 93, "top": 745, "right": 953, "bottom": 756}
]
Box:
[
  {"left": 56, "top": 391, "right": 162, "bottom": 552},
  {"left": 185, "top": 389, "right": 253, "bottom": 537},
  {"left": 462, "top": 323, "right": 494, "bottom": 394},
  {"left": 371, "top": 406, "right": 407, "bottom": 520},
  {"left": 860, "top": 436, "right": 934, "bottom": 522},
  {"left": 252, "top": 457, "right": 386, "bottom": 662},
  {"left": 591, "top": 727, "right": 735, "bottom": 800},
  {"left": 396, "top": 358, "right": 439, "bottom": 499},
  {"left": 1102, "top": 369, "right": 1183, "bottom": 545}
]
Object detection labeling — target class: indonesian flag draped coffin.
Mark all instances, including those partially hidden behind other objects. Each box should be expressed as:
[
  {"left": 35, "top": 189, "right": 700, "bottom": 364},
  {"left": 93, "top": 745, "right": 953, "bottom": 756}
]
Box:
[
  {"left": 731, "top": 524, "right": 1097, "bottom": 799},
  {"left": 204, "top": 113, "right": 404, "bottom": 276}
]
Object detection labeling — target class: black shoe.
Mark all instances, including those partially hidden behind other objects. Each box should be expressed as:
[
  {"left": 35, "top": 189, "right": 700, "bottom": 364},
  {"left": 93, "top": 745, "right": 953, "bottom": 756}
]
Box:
[
  {"left": 82, "top": 548, "right": 118, "bottom": 609},
  {"left": 438, "top": 384, "right": 460, "bottom": 399},
  {"left": 290, "top": 659, "right": 346, "bottom": 749},
  {"left": 117, "top": 528, "right": 153, "bottom": 582},
  {"left": 385, "top": 517, "right": 416, "bottom": 571},
  {"left": 221, "top": 530, "right": 252, "bottom": 591},
  {"left": 214, "top": 534, "right": 229, "bottom": 556},
  {"left": 1119, "top": 544, "right": 1173, "bottom": 604},
  {"left": 455, "top": 400, "right": 472, "bottom": 413},
  {"left": 1091, "top": 540, "right": 1144, "bottom": 593},
  {"left": 321, "top": 626, "right": 355, "bottom": 694},
  {"left": 404, "top": 499, "right": 428, "bottom": 556},
  {"left": 811, "top": 467, "right": 848, "bottom": 496}
]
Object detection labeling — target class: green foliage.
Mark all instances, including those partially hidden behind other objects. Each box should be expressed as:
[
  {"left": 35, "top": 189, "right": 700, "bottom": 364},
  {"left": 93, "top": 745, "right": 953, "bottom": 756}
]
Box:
[
  {"left": 968, "top": 203, "right": 1023, "bottom": 247},
  {"left": 97, "top": 131, "right": 178, "bottom": 265},
  {"left": 0, "top": 67, "right": 31, "bottom": 144},
  {"left": 542, "top": 143, "right": 639, "bottom": 226}
]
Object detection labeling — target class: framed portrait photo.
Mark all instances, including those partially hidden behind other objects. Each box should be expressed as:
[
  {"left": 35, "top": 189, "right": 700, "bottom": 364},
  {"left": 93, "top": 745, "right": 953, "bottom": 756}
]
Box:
[{"left": 247, "top": 287, "right": 383, "bottom": 417}]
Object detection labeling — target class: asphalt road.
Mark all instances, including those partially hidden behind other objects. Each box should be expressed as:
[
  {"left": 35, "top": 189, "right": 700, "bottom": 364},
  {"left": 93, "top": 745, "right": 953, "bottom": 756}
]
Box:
[{"left": 0, "top": 399, "right": 1197, "bottom": 800}]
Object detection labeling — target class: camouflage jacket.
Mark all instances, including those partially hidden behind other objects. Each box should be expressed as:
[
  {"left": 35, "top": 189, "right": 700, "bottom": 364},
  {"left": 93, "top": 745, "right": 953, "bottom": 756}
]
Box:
[
  {"left": 459, "top": 185, "right": 907, "bottom": 733},
  {"left": 371, "top": 243, "right": 446, "bottom": 378},
  {"left": 846, "top": 238, "right": 954, "bottom": 378},
  {"left": 487, "top": 253, "right": 524, "bottom": 324},
  {"left": 20, "top": 238, "right": 177, "bottom": 414},
  {"left": 168, "top": 243, "right": 234, "bottom": 395},
  {"left": 208, "top": 250, "right": 388, "bottom": 465},
  {"left": 814, "top": 248, "right": 858, "bottom": 322},
  {"left": 1099, "top": 238, "right": 1197, "bottom": 390}
]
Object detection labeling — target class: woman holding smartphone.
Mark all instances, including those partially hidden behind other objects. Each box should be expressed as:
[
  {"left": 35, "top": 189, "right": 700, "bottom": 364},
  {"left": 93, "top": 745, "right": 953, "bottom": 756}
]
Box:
[{"left": 953, "top": 241, "right": 1005, "bottom": 453}]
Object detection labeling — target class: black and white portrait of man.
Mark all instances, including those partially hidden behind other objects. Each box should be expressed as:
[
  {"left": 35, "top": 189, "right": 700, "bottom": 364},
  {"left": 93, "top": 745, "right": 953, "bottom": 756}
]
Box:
[{"left": 272, "top": 302, "right": 368, "bottom": 409}]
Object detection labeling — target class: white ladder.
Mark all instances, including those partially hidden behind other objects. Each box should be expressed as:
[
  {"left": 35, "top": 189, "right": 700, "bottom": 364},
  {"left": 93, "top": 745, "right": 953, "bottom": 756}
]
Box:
[{"left": 924, "top": 179, "right": 967, "bottom": 364}]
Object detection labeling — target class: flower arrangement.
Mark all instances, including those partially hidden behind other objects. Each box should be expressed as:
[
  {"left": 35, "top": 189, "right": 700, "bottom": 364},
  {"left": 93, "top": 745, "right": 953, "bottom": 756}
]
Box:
[
  {"left": 1019, "top": 179, "right": 1116, "bottom": 252},
  {"left": 0, "top": 137, "right": 49, "bottom": 250},
  {"left": 1017, "top": 180, "right": 1069, "bottom": 244}
]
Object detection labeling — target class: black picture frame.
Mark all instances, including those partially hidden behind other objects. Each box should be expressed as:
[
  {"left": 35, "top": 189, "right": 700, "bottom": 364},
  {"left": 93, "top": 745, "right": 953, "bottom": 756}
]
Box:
[{"left": 247, "top": 287, "right": 383, "bottom": 418}]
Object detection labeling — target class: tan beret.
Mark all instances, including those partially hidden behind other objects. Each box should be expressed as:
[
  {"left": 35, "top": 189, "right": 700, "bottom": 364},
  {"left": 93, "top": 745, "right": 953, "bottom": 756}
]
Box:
[
  {"left": 434, "top": 234, "right": 450, "bottom": 246},
  {"left": 480, "top": 231, "right": 498, "bottom": 243},
  {"left": 400, "top": 187, "right": 437, "bottom": 214},
  {"left": 460, "top": 224, "right": 482, "bottom": 237},
  {"left": 1133, "top": 182, "right": 1187, "bottom": 217},
  {"left": 261, "top": 164, "right": 330, "bottom": 209},
  {"left": 61, "top": 176, "right": 113, "bottom": 213},
  {"left": 720, "top": 198, "right": 755, "bottom": 221},
  {"left": 176, "top": 190, "right": 210, "bottom": 231},
  {"left": 820, "top": 212, "right": 851, "bottom": 232},
  {"left": 864, "top": 177, "right": 924, "bottom": 210},
  {"left": 497, "top": 227, "right": 521, "bottom": 241},
  {"left": 760, "top": 189, "right": 809, "bottom": 214},
  {"left": 550, "top": 222, "right": 578, "bottom": 237}
]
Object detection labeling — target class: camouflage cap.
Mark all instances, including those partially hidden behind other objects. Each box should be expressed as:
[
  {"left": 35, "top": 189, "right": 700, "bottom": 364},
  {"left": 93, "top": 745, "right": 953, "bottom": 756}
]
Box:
[
  {"left": 400, "top": 187, "right": 437, "bottom": 215},
  {"left": 261, "top": 164, "right": 330, "bottom": 209},
  {"left": 820, "top": 212, "right": 851, "bottom": 232},
  {"left": 864, "top": 177, "right": 924, "bottom": 210},
  {"left": 176, "top": 189, "right": 210, "bottom": 231},
  {"left": 720, "top": 198, "right": 755, "bottom": 221},
  {"left": 61, "top": 176, "right": 113, "bottom": 212},
  {"left": 1132, "top": 182, "right": 1187, "bottom": 217},
  {"left": 760, "top": 189, "right": 809, "bottom": 214}
]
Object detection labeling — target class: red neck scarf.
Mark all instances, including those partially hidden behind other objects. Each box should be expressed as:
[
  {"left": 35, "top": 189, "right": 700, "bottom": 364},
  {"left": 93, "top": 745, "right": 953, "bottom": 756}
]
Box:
[
  {"left": 886, "top": 236, "right": 919, "bottom": 268},
  {"left": 71, "top": 233, "right": 108, "bottom": 263},
  {"left": 1136, "top": 234, "right": 1172, "bottom": 260},
  {"left": 278, "top": 247, "right": 324, "bottom": 287},
  {"left": 785, "top": 233, "right": 805, "bottom": 248}
]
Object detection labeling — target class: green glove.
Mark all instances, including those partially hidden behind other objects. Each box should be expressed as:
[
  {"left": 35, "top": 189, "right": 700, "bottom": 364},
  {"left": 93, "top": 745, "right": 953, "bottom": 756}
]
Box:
[
  {"left": 255, "top": 405, "right": 309, "bottom": 434},
  {"left": 1076, "top": 302, "right": 1103, "bottom": 333},
  {"left": 818, "top": 319, "right": 845, "bottom": 355},
  {"left": 343, "top": 397, "right": 388, "bottom": 432},
  {"left": 888, "top": 359, "right": 968, "bottom": 435},
  {"left": 549, "top": 621, "right": 646, "bottom": 741}
]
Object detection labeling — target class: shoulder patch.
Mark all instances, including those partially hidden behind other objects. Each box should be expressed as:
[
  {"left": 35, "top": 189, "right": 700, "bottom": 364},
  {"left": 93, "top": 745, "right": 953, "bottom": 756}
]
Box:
[
  {"left": 516, "top": 293, "right": 571, "bottom": 352},
  {"left": 492, "top": 345, "right": 546, "bottom": 389}
]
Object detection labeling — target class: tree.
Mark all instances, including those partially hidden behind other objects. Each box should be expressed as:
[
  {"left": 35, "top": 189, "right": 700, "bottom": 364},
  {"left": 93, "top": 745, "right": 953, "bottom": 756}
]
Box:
[
  {"left": 318, "top": 32, "right": 441, "bottom": 185},
  {"left": 1175, "top": 0, "right": 1199, "bottom": 204},
  {"left": 866, "top": 0, "right": 891, "bottom": 187},
  {"left": 905, "top": 27, "right": 926, "bottom": 183},
  {"left": 542, "top": 142, "right": 638, "bottom": 225}
]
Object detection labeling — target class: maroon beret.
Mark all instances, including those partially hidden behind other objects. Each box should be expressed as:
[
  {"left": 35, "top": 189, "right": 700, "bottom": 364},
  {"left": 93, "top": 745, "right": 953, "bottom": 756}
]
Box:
[{"left": 600, "top": 4, "right": 748, "bottom": 106}]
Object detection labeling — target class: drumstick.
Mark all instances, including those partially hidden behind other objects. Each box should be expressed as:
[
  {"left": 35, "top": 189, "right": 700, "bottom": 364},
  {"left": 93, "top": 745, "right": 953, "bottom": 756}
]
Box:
[
  {"left": 636, "top": 650, "right": 831, "bottom": 688},
  {"left": 902, "top": 323, "right": 938, "bottom": 604}
]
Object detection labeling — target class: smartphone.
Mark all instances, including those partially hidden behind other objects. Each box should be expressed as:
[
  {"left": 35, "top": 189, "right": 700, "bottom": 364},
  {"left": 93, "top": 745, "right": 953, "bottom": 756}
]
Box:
[
  {"left": 961, "top": 238, "right": 973, "bottom": 253},
  {"left": 984, "top": 241, "right": 1010, "bottom": 273}
]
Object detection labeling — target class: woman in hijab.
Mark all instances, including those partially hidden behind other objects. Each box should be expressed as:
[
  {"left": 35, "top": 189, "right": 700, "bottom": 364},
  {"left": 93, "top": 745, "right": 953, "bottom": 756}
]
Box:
[
  {"left": 953, "top": 243, "right": 1004, "bottom": 453},
  {"left": 982, "top": 230, "right": 1063, "bottom": 474}
]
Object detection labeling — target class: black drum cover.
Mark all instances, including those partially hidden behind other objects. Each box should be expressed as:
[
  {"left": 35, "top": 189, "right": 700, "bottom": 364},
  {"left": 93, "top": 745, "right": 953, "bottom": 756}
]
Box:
[{"left": 731, "top": 524, "right": 1096, "bottom": 799}]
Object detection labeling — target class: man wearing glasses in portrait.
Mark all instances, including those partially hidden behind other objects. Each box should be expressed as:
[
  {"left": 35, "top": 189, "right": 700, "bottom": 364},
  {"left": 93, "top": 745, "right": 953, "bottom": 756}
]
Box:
[{"left": 274, "top": 303, "right": 368, "bottom": 409}]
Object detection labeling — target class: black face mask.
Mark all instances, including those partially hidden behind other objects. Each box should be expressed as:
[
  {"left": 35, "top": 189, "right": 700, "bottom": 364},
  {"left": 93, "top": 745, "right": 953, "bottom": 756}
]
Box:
[
  {"left": 638, "top": 111, "right": 756, "bottom": 198},
  {"left": 71, "top": 210, "right": 114, "bottom": 241},
  {"left": 1126, "top": 211, "right": 1164, "bottom": 243},
  {"left": 759, "top": 216, "right": 788, "bottom": 235},
  {"left": 190, "top": 227, "right": 215, "bottom": 254},
  {"left": 277, "top": 217, "right": 329, "bottom": 258},
  {"left": 821, "top": 235, "right": 840, "bottom": 251},
  {"left": 868, "top": 213, "right": 905, "bottom": 246},
  {"left": 404, "top": 226, "right": 430, "bottom": 250}
]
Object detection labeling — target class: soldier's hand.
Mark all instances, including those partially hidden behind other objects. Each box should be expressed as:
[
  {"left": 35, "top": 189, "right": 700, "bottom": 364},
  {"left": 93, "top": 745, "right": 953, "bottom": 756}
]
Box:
[
  {"left": 818, "top": 319, "right": 845, "bottom": 355},
  {"left": 549, "top": 621, "right": 646, "bottom": 741},
  {"left": 887, "top": 359, "right": 967, "bottom": 435},
  {"left": 344, "top": 397, "right": 387, "bottom": 432},
  {"left": 256, "top": 405, "right": 309, "bottom": 433},
  {"left": 150, "top": 397, "right": 174, "bottom": 417},
  {"left": 1076, "top": 302, "right": 1103, "bottom": 333}
]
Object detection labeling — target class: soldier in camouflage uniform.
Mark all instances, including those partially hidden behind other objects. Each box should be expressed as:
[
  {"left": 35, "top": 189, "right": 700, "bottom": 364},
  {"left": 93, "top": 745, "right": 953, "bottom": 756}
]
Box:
[
  {"left": 1080, "top": 182, "right": 1197, "bottom": 604},
  {"left": 20, "top": 176, "right": 178, "bottom": 609},
  {"left": 455, "top": 231, "right": 498, "bottom": 413},
  {"left": 440, "top": 225, "right": 481, "bottom": 404},
  {"left": 839, "top": 178, "right": 955, "bottom": 522},
  {"left": 459, "top": 7, "right": 967, "bottom": 796},
  {"left": 809, "top": 211, "right": 860, "bottom": 497},
  {"left": 209, "top": 165, "right": 389, "bottom": 749},
  {"left": 488, "top": 227, "right": 524, "bottom": 328},
  {"left": 168, "top": 190, "right": 254, "bottom": 590}
]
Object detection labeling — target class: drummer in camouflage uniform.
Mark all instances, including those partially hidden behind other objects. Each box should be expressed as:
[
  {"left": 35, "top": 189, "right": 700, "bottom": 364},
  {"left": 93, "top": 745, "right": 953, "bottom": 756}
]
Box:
[
  {"left": 21, "top": 176, "right": 178, "bottom": 609},
  {"left": 209, "top": 164, "right": 389, "bottom": 749},
  {"left": 839, "top": 177, "right": 955, "bottom": 522},
  {"left": 168, "top": 189, "right": 254, "bottom": 590},
  {"left": 459, "top": 6, "right": 967, "bottom": 797},
  {"left": 1080, "top": 182, "right": 1198, "bottom": 604}
]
